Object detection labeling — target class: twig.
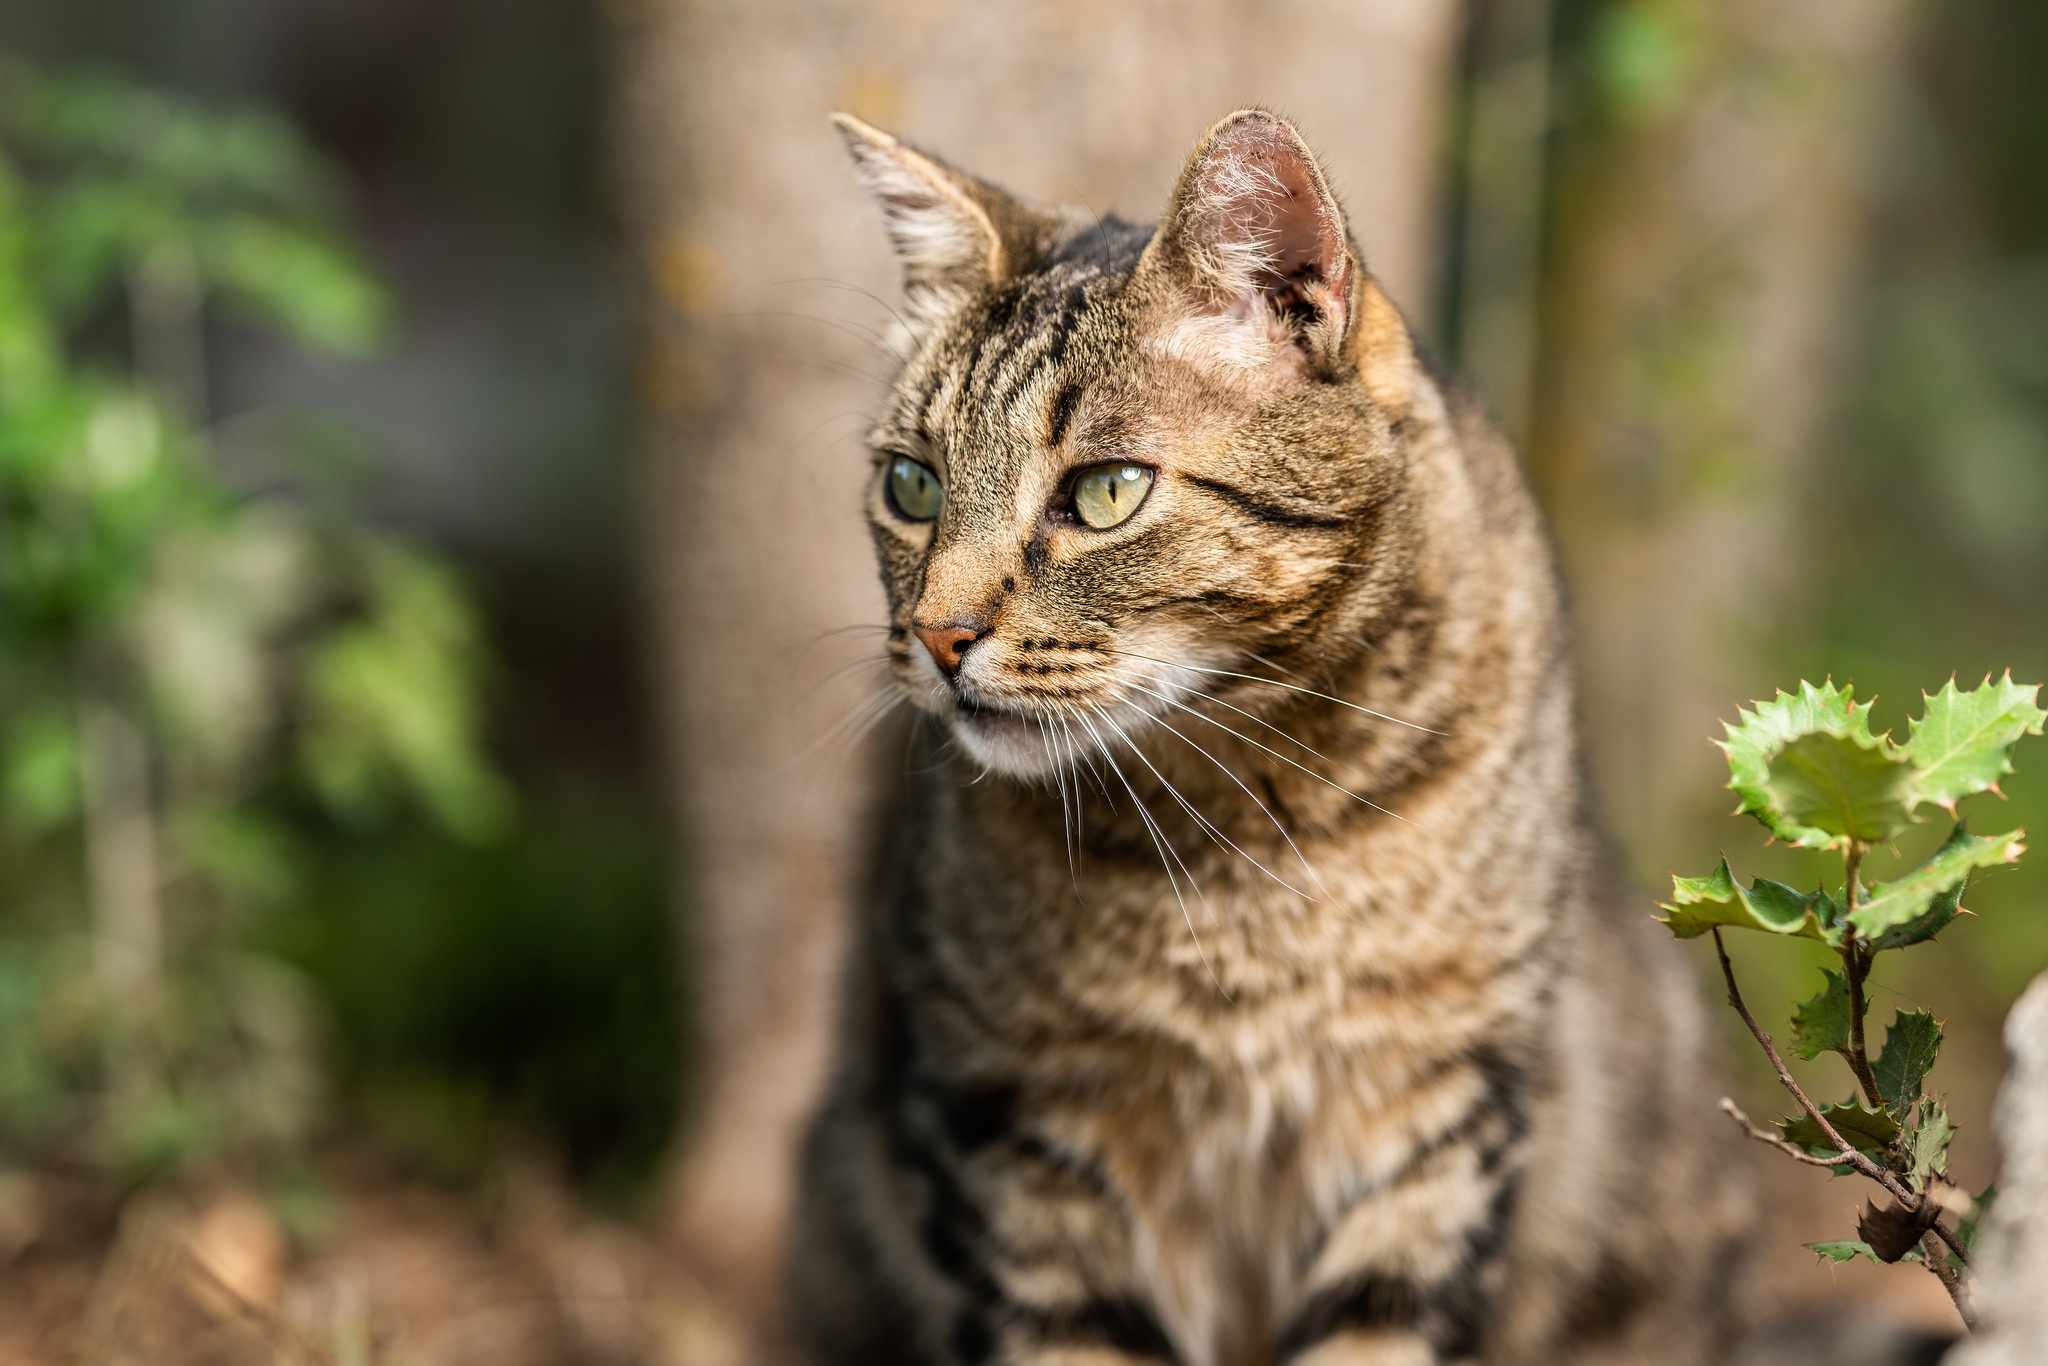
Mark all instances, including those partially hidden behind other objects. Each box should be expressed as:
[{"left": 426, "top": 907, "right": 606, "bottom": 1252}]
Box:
[
  {"left": 1710, "top": 929, "right": 1915, "bottom": 1205},
  {"left": 1840, "top": 844, "right": 1887, "bottom": 1111},
  {"left": 1718, "top": 1098, "right": 1860, "bottom": 1168},
  {"left": 1919, "top": 1229, "right": 1978, "bottom": 1332},
  {"left": 1929, "top": 1216, "right": 1977, "bottom": 1272}
]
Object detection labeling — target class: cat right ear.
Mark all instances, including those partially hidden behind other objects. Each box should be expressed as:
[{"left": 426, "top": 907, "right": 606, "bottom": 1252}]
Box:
[
  {"left": 1143, "top": 110, "right": 1417, "bottom": 407},
  {"left": 833, "top": 114, "right": 1029, "bottom": 331}
]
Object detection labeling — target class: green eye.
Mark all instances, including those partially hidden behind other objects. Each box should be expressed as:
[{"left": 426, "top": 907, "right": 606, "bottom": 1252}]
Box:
[
  {"left": 886, "top": 455, "right": 943, "bottom": 522},
  {"left": 1070, "top": 463, "right": 1155, "bottom": 529}
]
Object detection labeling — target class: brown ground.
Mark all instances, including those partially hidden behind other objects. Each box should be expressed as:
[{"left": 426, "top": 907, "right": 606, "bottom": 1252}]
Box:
[
  {"left": 0, "top": 1153, "right": 753, "bottom": 1366},
  {"left": 0, "top": 1143, "right": 1965, "bottom": 1366}
]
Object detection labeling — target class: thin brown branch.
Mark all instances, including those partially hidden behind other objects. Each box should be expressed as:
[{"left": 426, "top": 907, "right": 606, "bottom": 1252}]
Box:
[
  {"left": 1719, "top": 1098, "right": 1860, "bottom": 1168},
  {"left": 1929, "top": 1215, "right": 1977, "bottom": 1273},
  {"left": 1919, "top": 1229, "right": 1977, "bottom": 1333},
  {"left": 1711, "top": 929, "right": 1915, "bottom": 1204}
]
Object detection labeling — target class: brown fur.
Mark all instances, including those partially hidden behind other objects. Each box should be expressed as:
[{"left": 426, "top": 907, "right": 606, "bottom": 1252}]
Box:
[{"left": 793, "top": 110, "right": 1750, "bottom": 1366}]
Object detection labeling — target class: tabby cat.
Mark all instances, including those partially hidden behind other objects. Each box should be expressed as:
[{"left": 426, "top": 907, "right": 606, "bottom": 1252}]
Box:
[{"left": 793, "top": 110, "right": 1750, "bottom": 1366}]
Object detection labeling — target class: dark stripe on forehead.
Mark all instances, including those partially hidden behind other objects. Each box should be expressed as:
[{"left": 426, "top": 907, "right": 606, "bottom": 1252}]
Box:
[
  {"left": 996, "top": 277, "right": 1096, "bottom": 412},
  {"left": 1047, "top": 382, "right": 1082, "bottom": 448}
]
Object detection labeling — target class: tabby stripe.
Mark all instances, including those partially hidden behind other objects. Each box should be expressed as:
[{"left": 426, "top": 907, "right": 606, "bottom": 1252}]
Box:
[
  {"left": 1277, "top": 1175, "right": 1520, "bottom": 1361},
  {"left": 1295, "top": 1064, "right": 1523, "bottom": 1286},
  {"left": 1011, "top": 1297, "right": 1179, "bottom": 1361},
  {"left": 1181, "top": 473, "right": 1352, "bottom": 530}
]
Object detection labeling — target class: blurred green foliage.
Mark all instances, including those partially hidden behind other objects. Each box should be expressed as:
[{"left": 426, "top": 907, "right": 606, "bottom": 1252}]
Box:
[
  {"left": 1521, "top": 0, "right": 2048, "bottom": 1181},
  {"left": 0, "top": 57, "right": 673, "bottom": 1197},
  {"left": 1784, "top": 0, "right": 2048, "bottom": 1015},
  {"left": 261, "top": 798, "right": 679, "bottom": 1204}
]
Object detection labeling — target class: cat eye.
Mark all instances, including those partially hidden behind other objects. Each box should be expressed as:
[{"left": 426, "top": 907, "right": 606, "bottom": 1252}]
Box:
[
  {"left": 886, "top": 455, "right": 943, "bottom": 522},
  {"left": 1070, "top": 462, "right": 1156, "bottom": 530}
]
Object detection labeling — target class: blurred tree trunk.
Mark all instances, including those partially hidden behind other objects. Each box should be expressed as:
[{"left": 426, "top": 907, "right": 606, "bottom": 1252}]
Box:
[
  {"left": 615, "top": 0, "right": 1462, "bottom": 1345},
  {"left": 1527, "top": 0, "right": 1914, "bottom": 883}
]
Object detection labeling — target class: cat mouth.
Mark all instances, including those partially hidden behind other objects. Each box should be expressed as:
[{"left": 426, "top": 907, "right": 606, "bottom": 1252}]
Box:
[{"left": 953, "top": 693, "right": 1046, "bottom": 739}]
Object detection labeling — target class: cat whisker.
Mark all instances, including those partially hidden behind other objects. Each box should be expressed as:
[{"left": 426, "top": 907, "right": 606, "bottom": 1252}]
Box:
[
  {"left": 1113, "top": 697, "right": 1328, "bottom": 897},
  {"left": 1091, "top": 705, "right": 1315, "bottom": 901},
  {"left": 787, "top": 354, "right": 896, "bottom": 390},
  {"left": 1061, "top": 713, "right": 1115, "bottom": 803},
  {"left": 1038, "top": 718, "right": 1082, "bottom": 891},
  {"left": 1106, "top": 669, "right": 1410, "bottom": 825},
  {"left": 1104, "top": 648, "right": 1442, "bottom": 734},
  {"left": 724, "top": 307, "right": 897, "bottom": 360},
  {"left": 814, "top": 684, "right": 906, "bottom": 768},
  {"left": 803, "top": 622, "right": 898, "bottom": 642},
  {"left": 1099, "top": 663, "right": 1335, "bottom": 764},
  {"left": 1240, "top": 647, "right": 1314, "bottom": 686},
  {"left": 797, "top": 647, "right": 896, "bottom": 701},
  {"left": 767, "top": 276, "right": 913, "bottom": 339},
  {"left": 1069, "top": 704, "right": 1227, "bottom": 998}
]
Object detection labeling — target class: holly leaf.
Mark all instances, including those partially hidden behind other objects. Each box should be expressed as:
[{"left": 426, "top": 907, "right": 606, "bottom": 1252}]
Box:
[
  {"left": 1904, "top": 674, "right": 2046, "bottom": 812},
  {"left": 1764, "top": 731, "right": 1917, "bottom": 847},
  {"left": 1778, "top": 1099, "right": 1900, "bottom": 1158},
  {"left": 1658, "top": 860, "right": 1838, "bottom": 943},
  {"left": 1847, "top": 825, "right": 2023, "bottom": 941},
  {"left": 1910, "top": 1097, "right": 1954, "bottom": 1179},
  {"left": 1872, "top": 1010, "right": 1942, "bottom": 1118},
  {"left": 1871, "top": 868, "right": 1964, "bottom": 951},
  {"left": 1720, "top": 681, "right": 1910, "bottom": 848},
  {"left": 1805, "top": 1240, "right": 1878, "bottom": 1264},
  {"left": 1957, "top": 1185, "right": 1998, "bottom": 1253},
  {"left": 1789, "top": 970, "right": 1863, "bottom": 1061},
  {"left": 1807, "top": 1238, "right": 1922, "bottom": 1265}
]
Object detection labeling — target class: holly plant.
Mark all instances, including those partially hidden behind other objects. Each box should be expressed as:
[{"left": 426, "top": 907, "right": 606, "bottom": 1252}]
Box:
[{"left": 1660, "top": 675, "right": 2044, "bottom": 1331}]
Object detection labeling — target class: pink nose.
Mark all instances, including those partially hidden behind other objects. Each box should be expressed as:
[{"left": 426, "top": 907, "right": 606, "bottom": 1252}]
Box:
[{"left": 914, "top": 622, "right": 983, "bottom": 673}]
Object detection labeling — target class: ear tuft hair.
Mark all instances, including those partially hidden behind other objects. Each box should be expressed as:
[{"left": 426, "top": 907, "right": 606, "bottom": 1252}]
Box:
[
  {"left": 833, "top": 114, "right": 1014, "bottom": 332},
  {"left": 1150, "top": 110, "right": 1355, "bottom": 374}
]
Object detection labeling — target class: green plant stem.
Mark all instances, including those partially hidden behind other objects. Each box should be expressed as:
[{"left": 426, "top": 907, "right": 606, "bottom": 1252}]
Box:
[{"left": 1840, "top": 842, "right": 1886, "bottom": 1111}]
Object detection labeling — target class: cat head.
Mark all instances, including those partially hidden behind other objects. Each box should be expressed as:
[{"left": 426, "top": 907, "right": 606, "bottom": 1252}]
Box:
[{"left": 839, "top": 110, "right": 1428, "bottom": 779}]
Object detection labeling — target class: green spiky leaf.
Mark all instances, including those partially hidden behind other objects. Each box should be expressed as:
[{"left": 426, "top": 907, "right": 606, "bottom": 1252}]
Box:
[
  {"left": 1957, "top": 1185, "right": 1998, "bottom": 1254},
  {"left": 1847, "top": 824, "right": 2023, "bottom": 941},
  {"left": 1721, "top": 681, "right": 1912, "bottom": 848},
  {"left": 1871, "top": 872, "right": 1965, "bottom": 951},
  {"left": 1766, "top": 730, "right": 1916, "bottom": 846},
  {"left": 1872, "top": 1010, "right": 1943, "bottom": 1119},
  {"left": 1806, "top": 1240, "right": 1879, "bottom": 1264},
  {"left": 1910, "top": 1097, "right": 1954, "bottom": 1179},
  {"left": 1789, "top": 970, "right": 1864, "bottom": 1060},
  {"left": 1805, "top": 1238, "right": 1923, "bottom": 1265},
  {"left": 1778, "top": 1099, "right": 1900, "bottom": 1158},
  {"left": 1904, "top": 675, "right": 2046, "bottom": 811},
  {"left": 1658, "top": 860, "right": 1838, "bottom": 943}
]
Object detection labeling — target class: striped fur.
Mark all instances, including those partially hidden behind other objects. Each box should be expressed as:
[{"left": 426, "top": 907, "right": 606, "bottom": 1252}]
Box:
[{"left": 794, "top": 111, "right": 1751, "bottom": 1366}]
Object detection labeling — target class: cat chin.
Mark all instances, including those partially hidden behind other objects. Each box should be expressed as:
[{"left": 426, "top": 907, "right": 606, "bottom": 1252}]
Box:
[{"left": 946, "top": 705, "right": 1062, "bottom": 779}]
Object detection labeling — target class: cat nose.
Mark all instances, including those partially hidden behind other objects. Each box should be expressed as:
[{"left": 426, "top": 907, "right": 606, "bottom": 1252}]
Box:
[{"left": 913, "top": 620, "right": 986, "bottom": 674}]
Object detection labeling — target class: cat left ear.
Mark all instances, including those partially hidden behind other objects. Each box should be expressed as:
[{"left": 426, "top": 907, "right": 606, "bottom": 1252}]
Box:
[
  {"left": 833, "top": 113, "right": 1041, "bottom": 334},
  {"left": 1146, "top": 111, "right": 1355, "bottom": 377}
]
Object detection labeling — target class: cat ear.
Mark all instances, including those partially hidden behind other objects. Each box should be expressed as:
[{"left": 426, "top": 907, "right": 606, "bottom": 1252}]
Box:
[
  {"left": 833, "top": 113, "right": 1035, "bottom": 332},
  {"left": 1146, "top": 110, "right": 1357, "bottom": 377}
]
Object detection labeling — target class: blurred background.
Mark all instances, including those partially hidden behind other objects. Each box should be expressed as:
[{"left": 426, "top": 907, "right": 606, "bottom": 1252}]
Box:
[{"left": 0, "top": 0, "right": 2044, "bottom": 1361}]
